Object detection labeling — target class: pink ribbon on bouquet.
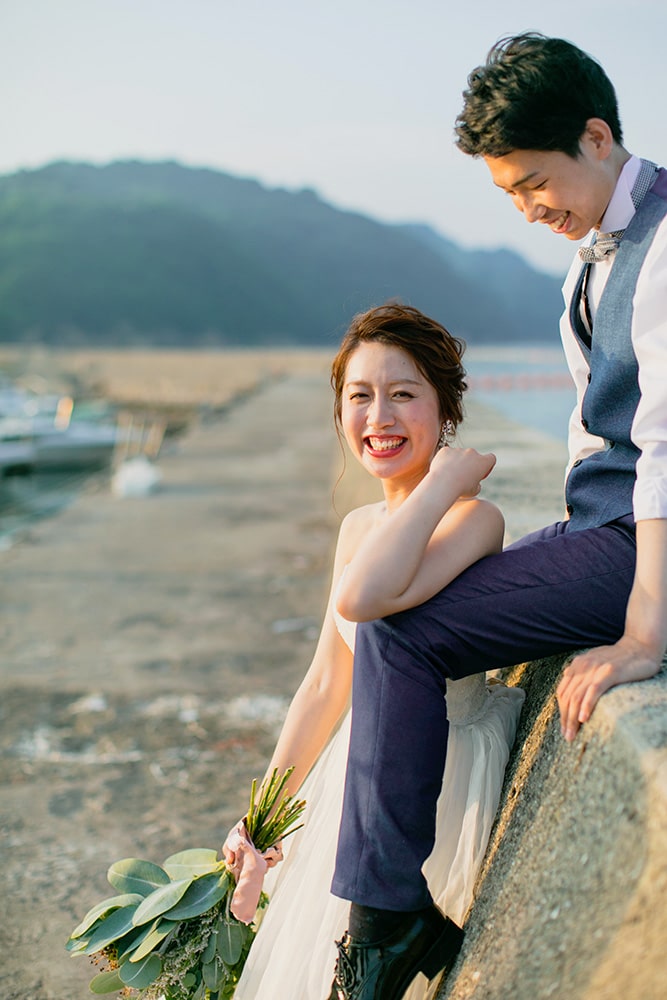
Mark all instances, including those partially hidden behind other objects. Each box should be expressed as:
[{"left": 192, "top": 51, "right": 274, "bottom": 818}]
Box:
[{"left": 222, "top": 820, "right": 283, "bottom": 924}]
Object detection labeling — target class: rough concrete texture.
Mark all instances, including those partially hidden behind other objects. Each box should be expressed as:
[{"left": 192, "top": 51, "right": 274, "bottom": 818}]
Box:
[{"left": 436, "top": 654, "right": 667, "bottom": 1000}]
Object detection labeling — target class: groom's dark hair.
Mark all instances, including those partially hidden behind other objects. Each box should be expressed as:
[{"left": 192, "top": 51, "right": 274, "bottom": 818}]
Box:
[{"left": 455, "top": 32, "right": 623, "bottom": 158}]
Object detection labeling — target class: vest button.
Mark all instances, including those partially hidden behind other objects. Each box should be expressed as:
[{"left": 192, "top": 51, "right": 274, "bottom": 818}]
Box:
[
  {"left": 587, "top": 372, "right": 592, "bottom": 383},
  {"left": 566, "top": 503, "right": 574, "bottom": 515},
  {"left": 573, "top": 459, "right": 582, "bottom": 467},
  {"left": 582, "top": 418, "right": 589, "bottom": 430}
]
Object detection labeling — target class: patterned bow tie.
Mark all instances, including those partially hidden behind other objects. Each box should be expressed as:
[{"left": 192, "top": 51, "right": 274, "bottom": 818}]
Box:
[
  {"left": 578, "top": 158, "right": 659, "bottom": 264},
  {"left": 578, "top": 231, "right": 624, "bottom": 263}
]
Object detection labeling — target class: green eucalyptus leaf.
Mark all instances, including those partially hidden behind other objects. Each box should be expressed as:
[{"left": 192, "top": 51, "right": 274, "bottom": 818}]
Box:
[
  {"left": 164, "top": 872, "right": 229, "bottom": 921},
  {"left": 183, "top": 972, "right": 197, "bottom": 987},
  {"left": 217, "top": 918, "right": 245, "bottom": 966},
  {"left": 70, "top": 893, "right": 144, "bottom": 939},
  {"left": 83, "top": 903, "right": 140, "bottom": 955},
  {"left": 65, "top": 934, "right": 91, "bottom": 954},
  {"left": 163, "top": 847, "right": 219, "bottom": 879},
  {"left": 88, "top": 968, "right": 126, "bottom": 994},
  {"left": 132, "top": 877, "right": 193, "bottom": 926},
  {"left": 116, "top": 920, "right": 158, "bottom": 962},
  {"left": 107, "top": 858, "right": 170, "bottom": 896},
  {"left": 116, "top": 918, "right": 161, "bottom": 960},
  {"left": 118, "top": 951, "right": 162, "bottom": 987},
  {"left": 202, "top": 928, "right": 218, "bottom": 965},
  {"left": 113, "top": 922, "right": 155, "bottom": 961},
  {"left": 203, "top": 958, "right": 223, "bottom": 990},
  {"left": 129, "top": 919, "right": 179, "bottom": 962}
]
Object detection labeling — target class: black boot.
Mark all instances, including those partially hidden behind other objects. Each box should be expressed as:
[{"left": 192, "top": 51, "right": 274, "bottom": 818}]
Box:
[{"left": 327, "top": 904, "right": 463, "bottom": 1000}]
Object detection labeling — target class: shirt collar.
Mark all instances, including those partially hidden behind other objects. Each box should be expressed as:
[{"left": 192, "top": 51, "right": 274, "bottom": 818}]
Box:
[{"left": 599, "top": 155, "right": 641, "bottom": 232}]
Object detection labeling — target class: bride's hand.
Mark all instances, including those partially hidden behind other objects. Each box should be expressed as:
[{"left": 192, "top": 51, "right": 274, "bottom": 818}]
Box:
[
  {"left": 222, "top": 819, "right": 284, "bottom": 874},
  {"left": 222, "top": 819, "right": 285, "bottom": 924},
  {"left": 429, "top": 445, "right": 496, "bottom": 498},
  {"left": 222, "top": 819, "right": 246, "bottom": 878}
]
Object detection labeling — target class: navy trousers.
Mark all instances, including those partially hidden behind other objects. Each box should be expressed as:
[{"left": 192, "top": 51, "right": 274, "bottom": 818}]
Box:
[{"left": 331, "top": 516, "right": 637, "bottom": 911}]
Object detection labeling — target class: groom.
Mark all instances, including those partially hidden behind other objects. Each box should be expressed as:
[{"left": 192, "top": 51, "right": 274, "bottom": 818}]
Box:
[{"left": 326, "top": 33, "right": 667, "bottom": 1000}]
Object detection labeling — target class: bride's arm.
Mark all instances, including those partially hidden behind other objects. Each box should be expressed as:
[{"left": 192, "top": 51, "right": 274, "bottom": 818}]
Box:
[
  {"left": 336, "top": 445, "right": 503, "bottom": 622},
  {"left": 261, "top": 525, "right": 356, "bottom": 797}
]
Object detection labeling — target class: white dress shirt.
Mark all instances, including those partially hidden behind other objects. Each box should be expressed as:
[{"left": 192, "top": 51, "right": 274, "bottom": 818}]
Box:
[{"left": 560, "top": 154, "right": 667, "bottom": 521}]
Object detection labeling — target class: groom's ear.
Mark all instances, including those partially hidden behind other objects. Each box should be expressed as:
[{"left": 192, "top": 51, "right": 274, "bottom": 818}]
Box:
[{"left": 580, "top": 118, "right": 615, "bottom": 161}]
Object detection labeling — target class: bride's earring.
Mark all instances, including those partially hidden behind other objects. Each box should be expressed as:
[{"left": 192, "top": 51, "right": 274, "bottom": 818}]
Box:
[{"left": 438, "top": 420, "right": 455, "bottom": 449}]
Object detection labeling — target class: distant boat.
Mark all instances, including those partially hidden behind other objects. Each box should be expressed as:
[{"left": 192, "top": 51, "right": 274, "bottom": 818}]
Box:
[
  {"left": 29, "top": 418, "right": 121, "bottom": 471},
  {"left": 0, "top": 438, "right": 34, "bottom": 478},
  {"left": 0, "top": 388, "right": 125, "bottom": 473}
]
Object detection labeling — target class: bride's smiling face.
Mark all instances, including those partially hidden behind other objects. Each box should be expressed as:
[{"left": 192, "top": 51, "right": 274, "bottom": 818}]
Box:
[{"left": 341, "top": 341, "right": 442, "bottom": 485}]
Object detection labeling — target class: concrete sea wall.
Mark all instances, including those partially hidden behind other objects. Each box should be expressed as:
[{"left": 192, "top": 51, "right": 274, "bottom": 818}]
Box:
[{"left": 438, "top": 651, "right": 667, "bottom": 1000}]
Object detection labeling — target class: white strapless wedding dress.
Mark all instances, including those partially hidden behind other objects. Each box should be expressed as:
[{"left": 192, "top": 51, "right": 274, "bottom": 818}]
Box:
[{"left": 234, "top": 602, "right": 524, "bottom": 1000}]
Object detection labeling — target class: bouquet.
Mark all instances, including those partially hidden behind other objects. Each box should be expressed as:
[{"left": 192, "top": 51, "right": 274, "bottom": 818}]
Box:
[{"left": 67, "top": 769, "right": 305, "bottom": 999}]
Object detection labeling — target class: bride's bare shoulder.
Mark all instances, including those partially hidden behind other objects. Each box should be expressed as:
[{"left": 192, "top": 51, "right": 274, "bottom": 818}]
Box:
[
  {"left": 336, "top": 502, "right": 385, "bottom": 559},
  {"left": 342, "top": 501, "right": 386, "bottom": 531}
]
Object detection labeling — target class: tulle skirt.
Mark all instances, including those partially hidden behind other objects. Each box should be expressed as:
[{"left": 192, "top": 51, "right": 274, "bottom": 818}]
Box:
[{"left": 234, "top": 679, "right": 524, "bottom": 1000}]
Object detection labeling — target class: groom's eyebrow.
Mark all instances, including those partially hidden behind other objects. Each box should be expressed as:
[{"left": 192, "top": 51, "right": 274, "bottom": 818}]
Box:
[{"left": 495, "top": 170, "right": 539, "bottom": 192}]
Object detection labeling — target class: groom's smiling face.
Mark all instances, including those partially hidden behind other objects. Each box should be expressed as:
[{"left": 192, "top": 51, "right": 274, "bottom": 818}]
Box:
[{"left": 483, "top": 122, "right": 618, "bottom": 241}]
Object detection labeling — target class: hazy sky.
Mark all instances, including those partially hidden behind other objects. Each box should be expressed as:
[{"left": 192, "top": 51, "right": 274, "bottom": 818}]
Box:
[{"left": 3, "top": 1, "right": 666, "bottom": 276}]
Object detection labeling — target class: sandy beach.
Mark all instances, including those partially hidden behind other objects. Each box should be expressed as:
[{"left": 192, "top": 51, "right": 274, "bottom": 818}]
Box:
[{"left": 0, "top": 349, "right": 567, "bottom": 998}]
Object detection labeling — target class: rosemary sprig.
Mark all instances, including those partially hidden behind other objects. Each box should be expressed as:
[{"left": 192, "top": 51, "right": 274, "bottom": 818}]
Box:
[{"left": 245, "top": 767, "right": 305, "bottom": 853}]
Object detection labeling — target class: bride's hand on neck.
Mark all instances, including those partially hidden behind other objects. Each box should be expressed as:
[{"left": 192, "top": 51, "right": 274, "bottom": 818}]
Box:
[{"left": 428, "top": 445, "right": 497, "bottom": 500}]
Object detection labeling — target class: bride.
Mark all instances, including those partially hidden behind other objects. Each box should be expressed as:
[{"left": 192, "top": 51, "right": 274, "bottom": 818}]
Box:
[{"left": 231, "top": 303, "right": 524, "bottom": 1000}]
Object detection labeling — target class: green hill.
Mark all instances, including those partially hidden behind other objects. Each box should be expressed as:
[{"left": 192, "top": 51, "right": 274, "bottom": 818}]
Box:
[{"left": 0, "top": 160, "right": 564, "bottom": 347}]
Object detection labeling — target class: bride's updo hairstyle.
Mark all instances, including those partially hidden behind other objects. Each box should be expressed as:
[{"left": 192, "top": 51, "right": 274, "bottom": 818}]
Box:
[{"left": 331, "top": 302, "right": 467, "bottom": 431}]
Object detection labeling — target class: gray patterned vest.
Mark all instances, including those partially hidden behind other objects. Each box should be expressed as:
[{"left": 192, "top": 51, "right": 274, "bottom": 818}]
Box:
[{"left": 565, "top": 167, "right": 667, "bottom": 530}]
